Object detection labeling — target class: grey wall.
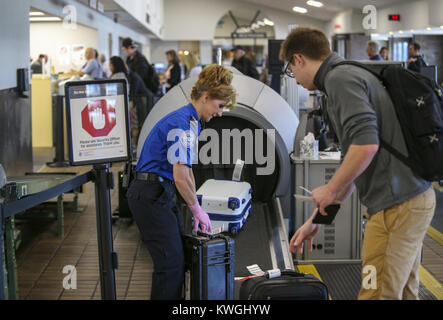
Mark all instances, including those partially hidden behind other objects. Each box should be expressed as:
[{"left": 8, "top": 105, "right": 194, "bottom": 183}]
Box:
[
  {"left": 0, "top": 89, "right": 32, "bottom": 176},
  {"left": 0, "top": 0, "right": 30, "bottom": 91},
  {"left": 347, "top": 33, "right": 371, "bottom": 61},
  {"left": 0, "top": 0, "right": 33, "bottom": 175},
  {"left": 413, "top": 35, "right": 443, "bottom": 85}
]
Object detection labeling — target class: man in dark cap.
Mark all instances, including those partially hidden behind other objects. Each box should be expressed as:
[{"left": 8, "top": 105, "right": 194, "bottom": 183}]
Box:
[
  {"left": 122, "top": 37, "right": 159, "bottom": 95},
  {"left": 231, "top": 45, "right": 259, "bottom": 79}
]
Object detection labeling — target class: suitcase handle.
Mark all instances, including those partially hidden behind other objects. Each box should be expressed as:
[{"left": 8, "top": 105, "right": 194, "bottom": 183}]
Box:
[{"left": 280, "top": 270, "right": 306, "bottom": 278}]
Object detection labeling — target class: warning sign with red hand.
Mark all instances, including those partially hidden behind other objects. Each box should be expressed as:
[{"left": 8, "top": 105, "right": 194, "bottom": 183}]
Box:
[{"left": 81, "top": 99, "right": 117, "bottom": 137}]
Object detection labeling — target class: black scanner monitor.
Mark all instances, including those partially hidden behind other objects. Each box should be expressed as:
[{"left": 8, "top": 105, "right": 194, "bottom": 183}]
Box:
[
  {"left": 420, "top": 65, "right": 437, "bottom": 83},
  {"left": 65, "top": 79, "right": 131, "bottom": 166}
]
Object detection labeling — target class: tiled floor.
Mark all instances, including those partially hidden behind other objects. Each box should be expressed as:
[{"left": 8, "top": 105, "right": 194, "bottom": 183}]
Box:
[
  {"left": 423, "top": 235, "right": 443, "bottom": 284},
  {"left": 7, "top": 159, "right": 443, "bottom": 300},
  {"left": 13, "top": 163, "right": 153, "bottom": 300}
]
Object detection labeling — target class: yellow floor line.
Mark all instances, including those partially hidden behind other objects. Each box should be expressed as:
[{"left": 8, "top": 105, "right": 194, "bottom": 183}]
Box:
[
  {"left": 419, "top": 265, "right": 443, "bottom": 300},
  {"left": 427, "top": 226, "right": 443, "bottom": 246},
  {"left": 297, "top": 264, "right": 332, "bottom": 300}
]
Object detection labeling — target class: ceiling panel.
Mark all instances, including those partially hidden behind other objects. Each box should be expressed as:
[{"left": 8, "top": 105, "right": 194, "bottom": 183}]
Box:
[{"left": 238, "top": 0, "right": 408, "bottom": 21}]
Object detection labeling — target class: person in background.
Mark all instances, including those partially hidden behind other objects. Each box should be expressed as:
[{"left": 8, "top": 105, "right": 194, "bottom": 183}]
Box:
[
  {"left": 99, "top": 53, "right": 111, "bottom": 78},
  {"left": 70, "top": 47, "right": 104, "bottom": 79},
  {"left": 259, "top": 53, "right": 270, "bottom": 86},
  {"left": 379, "top": 47, "right": 389, "bottom": 61},
  {"left": 163, "top": 50, "right": 181, "bottom": 92},
  {"left": 122, "top": 37, "right": 159, "bottom": 95},
  {"left": 407, "top": 42, "right": 427, "bottom": 73},
  {"left": 366, "top": 41, "right": 383, "bottom": 61},
  {"left": 127, "top": 64, "right": 236, "bottom": 300},
  {"left": 109, "top": 56, "right": 152, "bottom": 149},
  {"left": 231, "top": 45, "right": 259, "bottom": 79},
  {"left": 188, "top": 52, "right": 203, "bottom": 78},
  {"left": 30, "top": 54, "right": 48, "bottom": 75}
]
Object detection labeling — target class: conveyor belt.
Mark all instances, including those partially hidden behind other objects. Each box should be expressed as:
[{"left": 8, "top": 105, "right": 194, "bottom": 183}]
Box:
[
  {"left": 232, "top": 202, "right": 274, "bottom": 276},
  {"left": 311, "top": 263, "right": 437, "bottom": 300}
]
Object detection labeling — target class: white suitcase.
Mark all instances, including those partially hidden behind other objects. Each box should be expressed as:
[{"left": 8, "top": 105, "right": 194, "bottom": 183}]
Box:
[{"left": 196, "top": 179, "right": 252, "bottom": 235}]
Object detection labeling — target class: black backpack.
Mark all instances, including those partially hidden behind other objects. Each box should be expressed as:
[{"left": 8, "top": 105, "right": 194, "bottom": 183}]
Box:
[{"left": 331, "top": 61, "right": 443, "bottom": 182}]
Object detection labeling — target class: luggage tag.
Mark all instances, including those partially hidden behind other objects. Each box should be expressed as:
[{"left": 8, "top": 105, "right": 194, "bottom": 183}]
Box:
[
  {"left": 235, "top": 264, "right": 282, "bottom": 281},
  {"left": 232, "top": 159, "right": 245, "bottom": 182}
]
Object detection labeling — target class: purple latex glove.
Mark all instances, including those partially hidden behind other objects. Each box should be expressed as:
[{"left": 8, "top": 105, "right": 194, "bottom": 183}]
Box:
[{"left": 188, "top": 202, "right": 213, "bottom": 233}]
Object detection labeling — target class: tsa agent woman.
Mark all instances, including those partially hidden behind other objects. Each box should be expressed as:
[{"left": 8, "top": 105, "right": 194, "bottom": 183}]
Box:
[{"left": 127, "top": 64, "right": 236, "bottom": 300}]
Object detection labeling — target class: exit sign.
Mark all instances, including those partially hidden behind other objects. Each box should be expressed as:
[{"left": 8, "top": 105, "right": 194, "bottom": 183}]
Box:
[{"left": 389, "top": 14, "right": 400, "bottom": 21}]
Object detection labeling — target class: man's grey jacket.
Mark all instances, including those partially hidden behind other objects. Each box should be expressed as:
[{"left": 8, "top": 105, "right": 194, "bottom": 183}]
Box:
[{"left": 313, "top": 53, "right": 430, "bottom": 215}]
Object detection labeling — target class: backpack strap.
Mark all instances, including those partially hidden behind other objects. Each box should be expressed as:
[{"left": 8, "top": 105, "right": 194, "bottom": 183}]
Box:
[
  {"left": 331, "top": 61, "right": 384, "bottom": 81},
  {"left": 325, "top": 61, "right": 417, "bottom": 170},
  {"left": 379, "top": 138, "right": 417, "bottom": 173}
]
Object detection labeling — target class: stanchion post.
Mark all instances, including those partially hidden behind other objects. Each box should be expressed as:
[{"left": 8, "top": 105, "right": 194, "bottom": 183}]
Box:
[
  {"left": 0, "top": 203, "right": 5, "bottom": 300},
  {"left": 92, "top": 163, "right": 118, "bottom": 300}
]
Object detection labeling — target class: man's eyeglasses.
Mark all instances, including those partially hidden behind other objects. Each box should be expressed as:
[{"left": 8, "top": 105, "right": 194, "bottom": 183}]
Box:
[{"left": 283, "top": 56, "right": 295, "bottom": 78}]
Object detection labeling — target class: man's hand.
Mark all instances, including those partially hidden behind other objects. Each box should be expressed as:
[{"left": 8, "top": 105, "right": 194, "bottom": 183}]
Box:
[
  {"left": 312, "top": 184, "right": 337, "bottom": 216},
  {"left": 290, "top": 214, "right": 320, "bottom": 255}
]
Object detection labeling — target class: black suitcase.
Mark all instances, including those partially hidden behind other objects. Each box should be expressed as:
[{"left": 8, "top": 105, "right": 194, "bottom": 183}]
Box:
[
  {"left": 114, "top": 162, "right": 135, "bottom": 219},
  {"left": 239, "top": 270, "right": 328, "bottom": 300},
  {"left": 183, "top": 233, "right": 235, "bottom": 300}
]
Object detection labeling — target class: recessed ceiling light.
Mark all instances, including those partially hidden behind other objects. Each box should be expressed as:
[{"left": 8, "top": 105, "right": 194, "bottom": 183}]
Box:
[
  {"left": 372, "top": 33, "right": 379, "bottom": 36},
  {"left": 30, "top": 17, "right": 62, "bottom": 22},
  {"left": 440, "top": 26, "right": 443, "bottom": 29},
  {"left": 307, "top": 1, "right": 323, "bottom": 8},
  {"left": 293, "top": 6, "right": 308, "bottom": 13},
  {"left": 399, "top": 30, "right": 403, "bottom": 34},
  {"left": 389, "top": 31, "right": 393, "bottom": 35},
  {"left": 410, "top": 29, "right": 414, "bottom": 32},
  {"left": 29, "top": 11, "right": 45, "bottom": 16},
  {"left": 426, "top": 27, "right": 432, "bottom": 30},
  {"left": 263, "top": 18, "right": 274, "bottom": 26}
]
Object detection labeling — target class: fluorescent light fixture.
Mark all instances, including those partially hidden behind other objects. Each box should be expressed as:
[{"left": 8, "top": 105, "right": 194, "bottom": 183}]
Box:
[
  {"left": 293, "top": 6, "right": 308, "bottom": 13},
  {"left": 29, "top": 11, "right": 45, "bottom": 16},
  {"left": 372, "top": 33, "right": 379, "bottom": 36},
  {"left": 410, "top": 29, "right": 414, "bottom": 32},
  {"left": 307, "top": 0, "right": 323, "bottom": 8},
  {"left": 389, "top": 31, "right": 393, "bottom": 35},
  {"left": 399, "top": 30, "right": 403, "bottom": 34},
  {"left": 263, "top": 18, "right": 274, "bottom": 26},
  {"left": 30, "top": 17, "right": 62, "bottom": 22},
  {"left": 440, "top": 26, "right": 443, "bottom": 29},
  {"left": 426, "top": 27, "right": 432, "bottom": 30}
]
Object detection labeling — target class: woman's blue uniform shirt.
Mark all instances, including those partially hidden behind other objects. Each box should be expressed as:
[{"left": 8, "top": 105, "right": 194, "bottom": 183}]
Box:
[{"left": 136, "top": 103, "right": 201, "bottom": 181}]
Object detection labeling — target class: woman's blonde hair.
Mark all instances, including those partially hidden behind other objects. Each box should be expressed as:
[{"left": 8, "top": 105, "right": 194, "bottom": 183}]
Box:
[{"left": 191, "top": 64, "right": 236, "bottom": 109}]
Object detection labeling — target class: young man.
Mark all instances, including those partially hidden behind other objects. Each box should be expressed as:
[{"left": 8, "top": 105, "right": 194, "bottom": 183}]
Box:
[
  {"left": 281, "top": 28, "right": 435, "bottom": 300},
  {"left": 231, "top": 45, "right": 259, "bottom": 80},
  {"left": 122, "top": 37, "right": 158, "bottom": 94},
  {"left": 407, "top": 42, "right": 427, "bottom": 73}
]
